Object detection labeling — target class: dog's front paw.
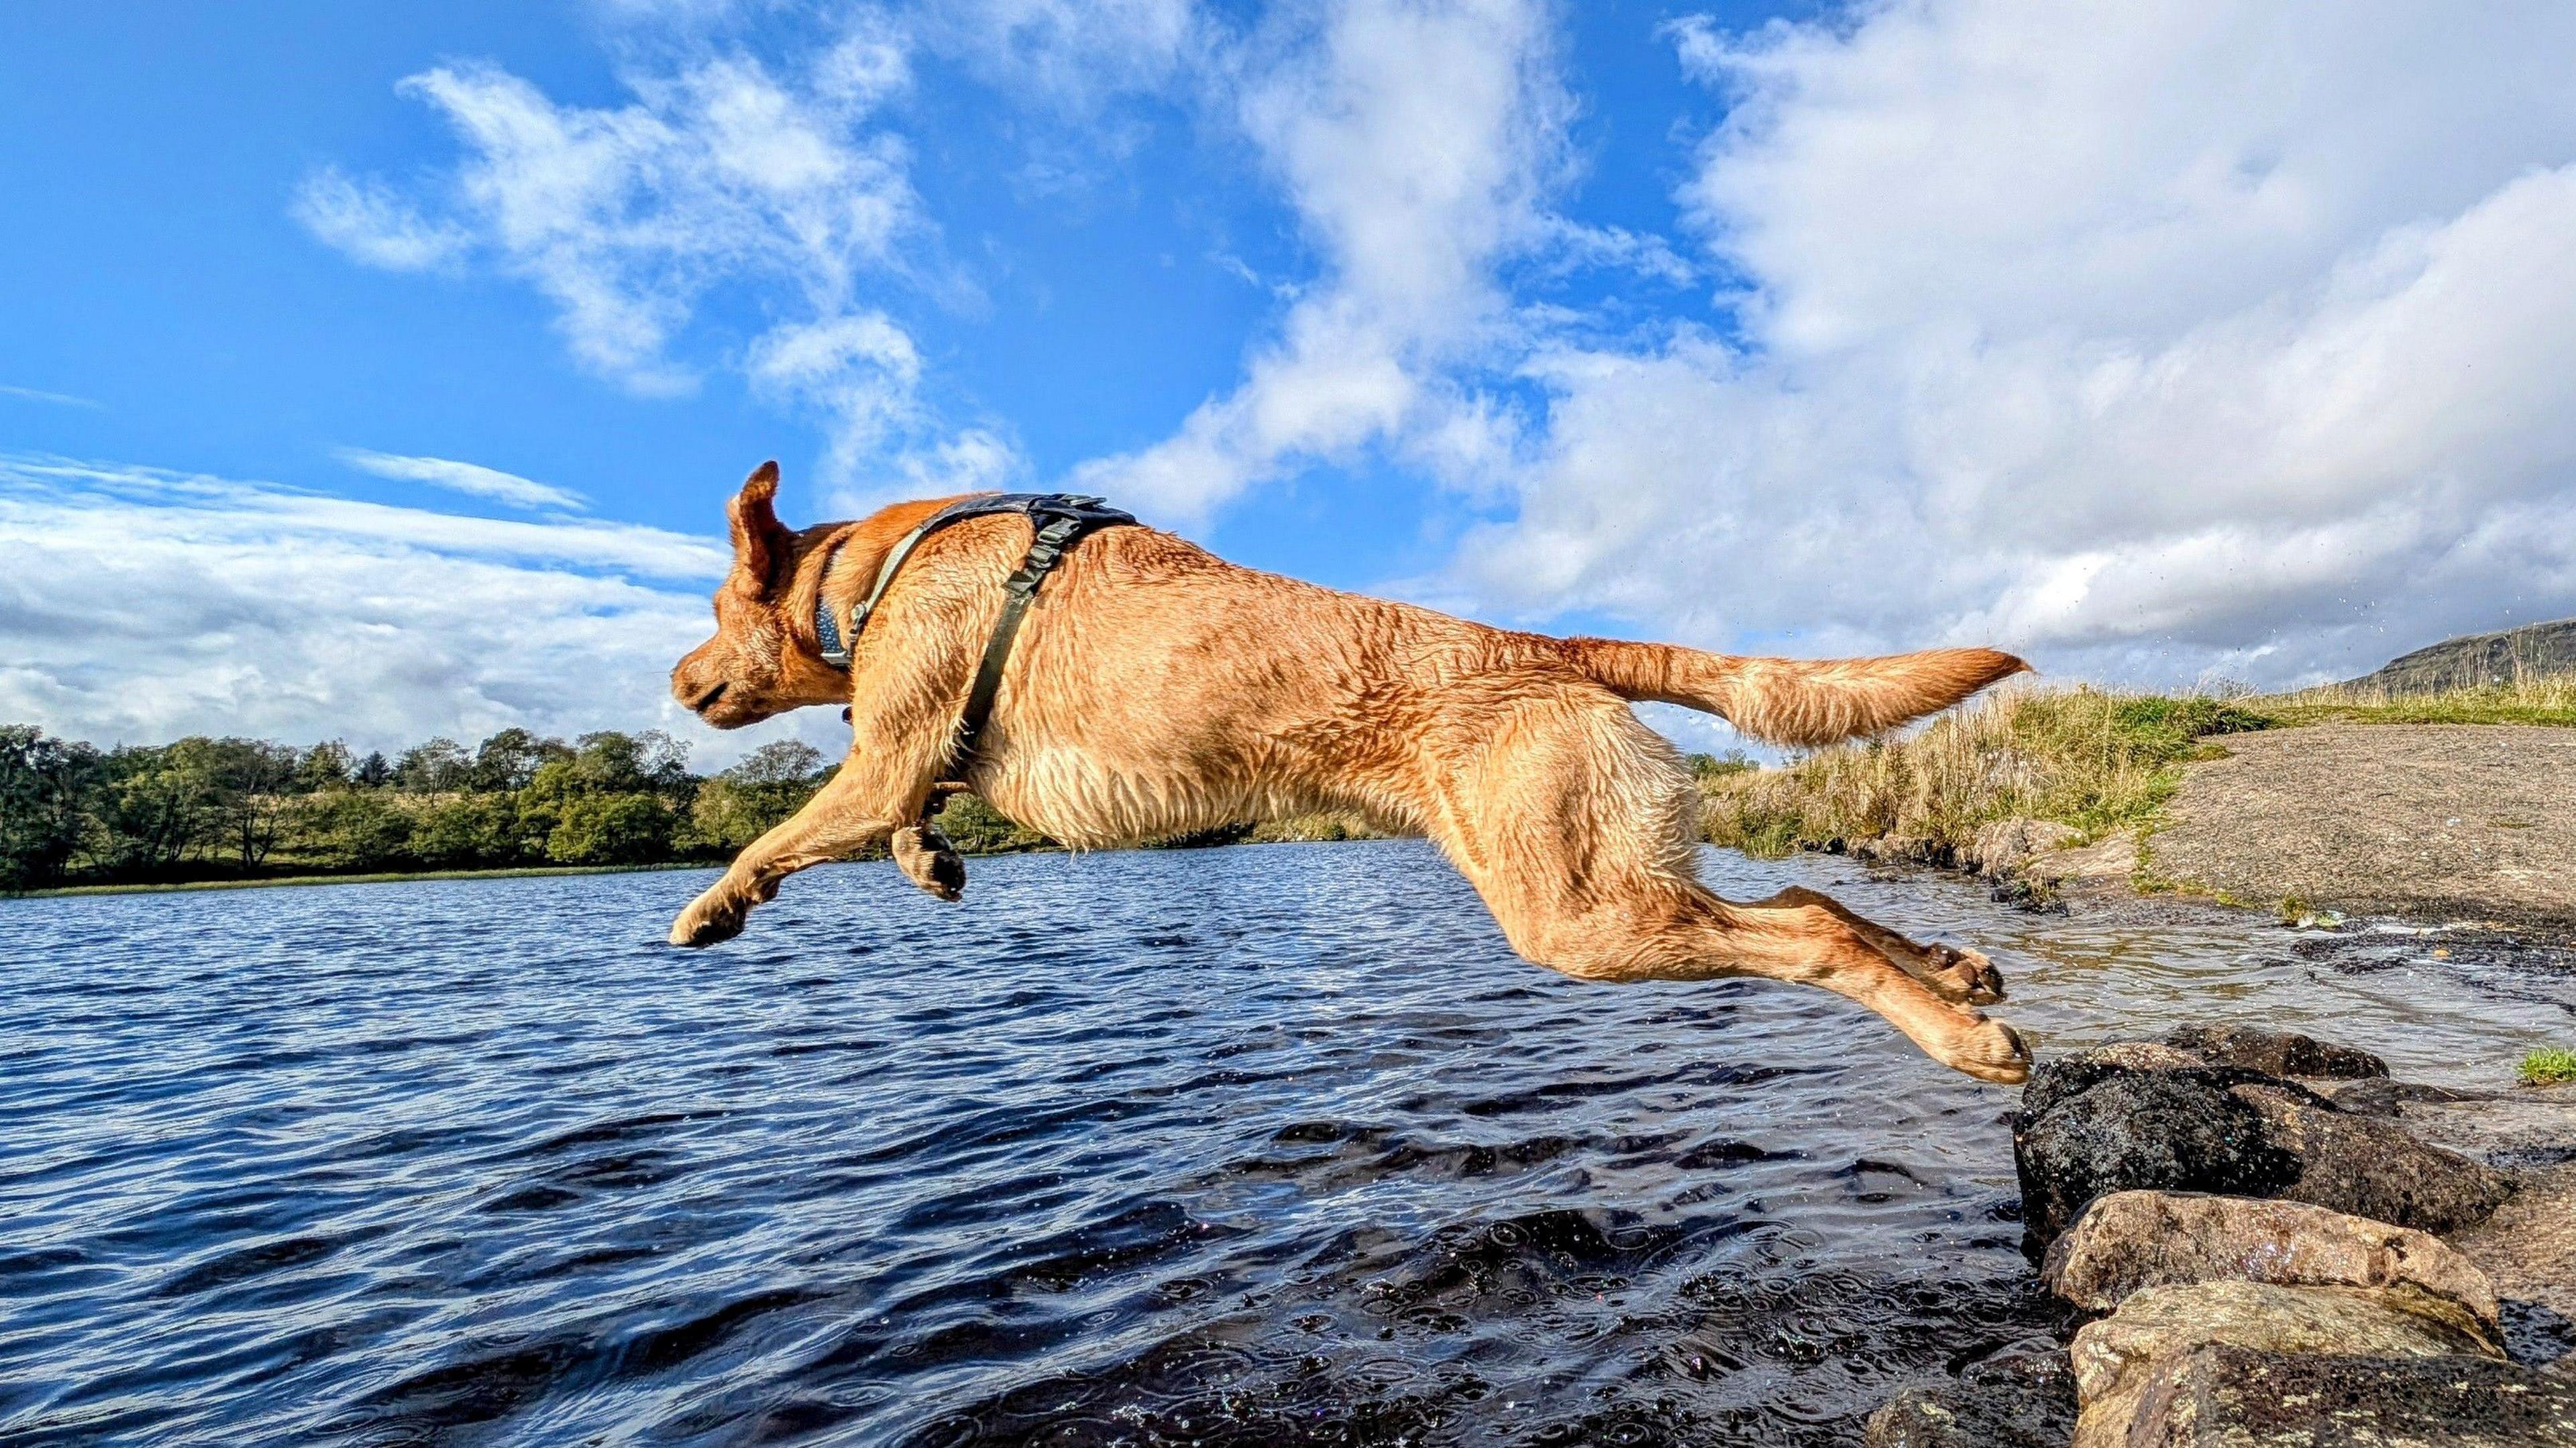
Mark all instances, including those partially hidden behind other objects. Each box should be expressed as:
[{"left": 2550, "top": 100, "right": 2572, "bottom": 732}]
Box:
[{"left": 669, "top": 891, "right": 748, "bottom": 948}]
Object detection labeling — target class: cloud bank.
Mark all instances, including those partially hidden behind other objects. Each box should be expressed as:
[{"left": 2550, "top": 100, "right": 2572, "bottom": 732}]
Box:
[
  {"left": 0, "top": 455, "right": 836, "bottom": 763},
  {"left": 1452, "top": 0, "right": 2576, "bottom": 685}
]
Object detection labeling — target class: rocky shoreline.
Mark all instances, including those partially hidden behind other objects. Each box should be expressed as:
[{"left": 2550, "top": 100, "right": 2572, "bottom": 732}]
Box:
[{"left": 1867, "top": 1024, "right": 2576, "bottom": 1447}]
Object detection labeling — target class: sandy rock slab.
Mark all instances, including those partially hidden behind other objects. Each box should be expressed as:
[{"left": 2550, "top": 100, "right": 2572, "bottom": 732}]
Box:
[
  {"left": 2125, "top": 1343, "right": 2576, "bottom": 1447},
  {"left": 2068, "top": 1280, "right": 2500, "bottom": 1448},
  {"left": 2043, "top": 1190, "right": 2500, "bottom": 1335},
  {"left": 2151, "top": 722, "right": 2576, "bottom": 927}
]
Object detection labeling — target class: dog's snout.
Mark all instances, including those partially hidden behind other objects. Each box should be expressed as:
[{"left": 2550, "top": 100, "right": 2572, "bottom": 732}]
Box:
[{"left": 688, "top": 681, "right": 729, "bottom": 714}]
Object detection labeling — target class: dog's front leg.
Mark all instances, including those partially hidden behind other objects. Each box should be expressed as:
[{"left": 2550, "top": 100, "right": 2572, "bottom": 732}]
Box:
[{"left": 669, "top": 759, "right": 916, "bottom": 946}]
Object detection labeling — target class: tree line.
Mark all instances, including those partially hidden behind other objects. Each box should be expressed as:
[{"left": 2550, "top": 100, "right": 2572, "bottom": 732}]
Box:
[{"left": 0, "top": 724, "right": 1036, "bottom": 893}]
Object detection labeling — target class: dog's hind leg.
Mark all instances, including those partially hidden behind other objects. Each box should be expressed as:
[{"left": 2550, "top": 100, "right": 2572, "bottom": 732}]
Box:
[
  {"left": 1746, "top": 885, "right": 2004, "bottom": 1005},
  {"left": 1424, "top": 691, "right": 2029, "bottom": 1082}
]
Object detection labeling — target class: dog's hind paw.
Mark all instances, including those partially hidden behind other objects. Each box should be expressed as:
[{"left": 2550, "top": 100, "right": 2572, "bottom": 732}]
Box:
[
  {"left": 1940, "top": 1015, "right": 2032, "bottom": 1084},
  {"left": 1919, "top": 944, "right": 2006, "bottom": 1005}
]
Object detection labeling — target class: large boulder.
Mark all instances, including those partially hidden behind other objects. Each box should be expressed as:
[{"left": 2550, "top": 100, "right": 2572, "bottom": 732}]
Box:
[
  {"left": 2014, "top": 1050, "right": 2514, "bottom": 1261},
  {"left": 2014, "top": 1069, "right": 2303, "bottom": 1259},
  {"left": 2163, "top": 1025, "right": 2387, "bottom": 1080},
  {"left": 2043, "top": 1190, "right": 2500, "bottom": 1335},
  {"left": 1863, "top": 1338, "right": 2076, "bottom": 1448},
  {"left": 2125, "top": 1343, "right": 2576, "bottom": 1446},
  {"left": 2068, "top": 1280, "right": 2502, "bottom": 1448}
]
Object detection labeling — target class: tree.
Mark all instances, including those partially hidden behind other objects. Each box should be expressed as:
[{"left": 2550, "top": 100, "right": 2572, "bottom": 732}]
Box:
[
  {"left": 409, "top": 793, "right": 530, "bottom": 867},
  {"left": 470, "top": 728, "right": 569, "bottom": 793},
  {"left": 295, "top": 740, "right": 356, "bottom": 793},
  {"left": 97, "top": 744, "right": 219, "bottom": 874},
  {"left": 354, "top": 750, "right": 394, "bottom": 788},
  {"left": 0, "top": 725, "right": 102, "bottom": 890},
  {"left": 730, "top": 739, "right": 825, "bottom": 787},
  {"left": 688, "top": 740, "right": 826, "bottom": 850},
  {"left": 285, "top": 789, "right": 415, "bottom": 871},
  {"left": 546, "top": 793, "right": 676, "bottom": 865},
  {"left": 393, "top": 737, "right": 473, "bottom": 793},
  {"left": 172, "top": 736, "right": 300, "bottom": 869}
]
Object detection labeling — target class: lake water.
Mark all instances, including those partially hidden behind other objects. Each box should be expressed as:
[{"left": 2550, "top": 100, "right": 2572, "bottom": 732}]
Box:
[{"left": 5, "top": 841, "right": 2571, "bottom": 1447}]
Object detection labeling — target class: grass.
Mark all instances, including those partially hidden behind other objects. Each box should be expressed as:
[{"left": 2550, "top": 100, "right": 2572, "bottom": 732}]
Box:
[
  {"left": 22, "top": 862, "right": 707, "bottom": 897},
  {"left": 1700, "top": 686, "right": 2265, "bottom": 860},
  {"left": 2522, "top": 1048, "right": 2576, "bottom": 1087},
  {"left": 1699, "top": 675, "right": 2576, "bottom": 863}
]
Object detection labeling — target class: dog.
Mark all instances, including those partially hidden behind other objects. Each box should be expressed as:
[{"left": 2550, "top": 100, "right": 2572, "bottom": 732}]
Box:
[{"left": 669, "top": 462, "right": 2034, "bottom": 1083}]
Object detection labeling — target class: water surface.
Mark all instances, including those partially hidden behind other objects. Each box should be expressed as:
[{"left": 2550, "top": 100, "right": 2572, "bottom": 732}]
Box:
[{"left": 4, "top": 842, "right": 2568, "bottom": 1446}]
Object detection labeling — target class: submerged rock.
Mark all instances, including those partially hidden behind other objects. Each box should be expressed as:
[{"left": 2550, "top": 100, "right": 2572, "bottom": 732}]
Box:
[
  {"left": 1864, "top": 1337, "right": 2076, "bottom": 1448},
  {"left": 2068, "top": 1280, "right": 2501, "bottom": 1448},
  {"left": 2162, "top": 1024, "right": 2387, "bottom": 1080},
  {"left": 2042, "top": 1190, "right": 2500, "bottom": 1335},
  {"left": 2125, "top": 1343, "right": 2576, "bottom": 1447}
]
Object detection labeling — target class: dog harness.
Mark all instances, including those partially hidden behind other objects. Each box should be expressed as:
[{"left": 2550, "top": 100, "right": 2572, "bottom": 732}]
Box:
[{"left": 814, "top": 492, "right": 1136, "bottom": 775}]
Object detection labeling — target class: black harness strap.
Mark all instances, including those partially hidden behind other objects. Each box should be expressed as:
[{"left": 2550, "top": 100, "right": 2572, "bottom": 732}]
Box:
[{"left": 813, "top": 492, "right": 1136, "bottom": 778}]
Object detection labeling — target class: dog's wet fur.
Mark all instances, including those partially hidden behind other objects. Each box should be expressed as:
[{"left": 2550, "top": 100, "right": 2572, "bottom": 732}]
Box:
[{"left": 668, "top": 463, "right": 2035, "bottom": 1082}]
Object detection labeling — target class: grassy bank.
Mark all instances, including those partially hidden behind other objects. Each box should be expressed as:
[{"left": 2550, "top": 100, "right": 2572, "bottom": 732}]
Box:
[
  {"left": 21, "top": 862, "right": 708, "bottom": 898},
  {"left": 19, "top": 808, "right": 1390, "bottom": 899},
  {"left": 1699, "top": 677, "right": 2576, "bottom": 862}
]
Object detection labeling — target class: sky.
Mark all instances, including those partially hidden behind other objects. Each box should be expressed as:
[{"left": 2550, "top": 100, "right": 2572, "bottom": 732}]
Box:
[{"left": 5, "top": 0, "right": 2575, "bottom": 767}]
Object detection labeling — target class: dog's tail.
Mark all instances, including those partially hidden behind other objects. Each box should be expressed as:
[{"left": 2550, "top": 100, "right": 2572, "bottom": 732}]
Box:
[{"left": 1562, "top": 638, "right": 2029, "bottom": 748}]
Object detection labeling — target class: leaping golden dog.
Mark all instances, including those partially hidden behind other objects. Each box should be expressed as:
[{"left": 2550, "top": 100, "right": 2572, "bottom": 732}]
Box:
[{"left": 668, "top": 462, "right": 2034, "bottom": 1083}]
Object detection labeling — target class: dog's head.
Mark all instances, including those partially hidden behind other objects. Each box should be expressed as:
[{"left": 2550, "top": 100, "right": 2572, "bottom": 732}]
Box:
[
  {"left": 669, "top": 461, "right": 849, "bottom": 729},
  {"left": 673, "top": 464, "right": 974, "bottom": 728}
]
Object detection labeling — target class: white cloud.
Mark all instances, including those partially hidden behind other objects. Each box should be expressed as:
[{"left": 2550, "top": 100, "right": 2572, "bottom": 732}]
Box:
[
  {"left": 1454, "top": 0, "right": 2576, "bottom": 686},
  {"left": 0, "top": 455, "right": 835, "bottom": 763},
  {"left": 299, "top": 21, "right": 999, "bottom": 492},
  {"left": 290, "top": 167, "right": 472, "bottom": 272},
  {"left": 335, "top": 447, "right": 589, "bottom": 512},
  {"left": 0, "top": 384, "right": 105, "bottom": 410},
  {"left": 1074, "top": 0, "right": 1574, "bottom": 520}
]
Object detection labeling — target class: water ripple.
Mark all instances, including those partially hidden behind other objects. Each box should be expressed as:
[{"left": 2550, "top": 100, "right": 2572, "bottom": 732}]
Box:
[{"left": 3, "top": 840, "right": 2567, "bottom": 1445}]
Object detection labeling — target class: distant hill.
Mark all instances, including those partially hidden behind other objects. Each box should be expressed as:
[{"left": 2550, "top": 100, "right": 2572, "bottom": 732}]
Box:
[{"left": 2343, "top": 617, "right": 2576, "bottom": 693}]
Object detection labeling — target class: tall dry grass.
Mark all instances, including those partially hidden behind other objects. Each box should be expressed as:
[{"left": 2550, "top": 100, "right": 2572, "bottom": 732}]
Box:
[
  {"left": 1699, "top": 687, "right": 2255, "bottom": 858},
  {"left": 1699, "top": 674, "right": 2576, "bottom": 860}
]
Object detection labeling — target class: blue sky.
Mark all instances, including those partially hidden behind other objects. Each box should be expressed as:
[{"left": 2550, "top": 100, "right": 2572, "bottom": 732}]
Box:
[{"left": 6, "top": 1, "right": 2575, "bottom": 762}]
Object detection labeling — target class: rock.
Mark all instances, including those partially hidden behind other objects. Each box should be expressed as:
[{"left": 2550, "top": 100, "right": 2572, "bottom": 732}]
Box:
[
  {"left": 2068, "top": 1280, "right": 2502, "bottom": 1448},
  {"left": 2311, "top": 1077, "right": 2494, "bottom": 1117},
  {"left": 2041, "top": 1190, "right": 2501, "bottom": 1334},
  {"left": 2019, "top": 1046, "right": 2324, "bottom": 1120},
  {"left": 1966, "top": 818, "right": 2085, "bottom": 877},
  {"left": 2015, "top": 1070, "right": 2304, "bottom": 1259},
  {"left": 2029, "top": 832, "right": 2139, "bottom": 886},
  {"left": 2125, "top": 1343, "right": 2576, "bottom": 1446},
  {"left": 2163, "top": 1024, "right": 2388, "bottom": 1080},
  {"left": 2015, "top": 1054, "right": 2514, "bottom": 1261},
  {"left": 2233, "top": 1083, "right": 2515, "bottom": 1234},
  {"left": 1864, "top": 1338, "right": 2076, "bottom": 1448}
]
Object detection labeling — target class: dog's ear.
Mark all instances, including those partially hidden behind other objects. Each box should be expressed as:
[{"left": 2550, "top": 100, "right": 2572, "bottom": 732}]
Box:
[{"left": 725, "top": 461, "right": 792, "bottom": 598}]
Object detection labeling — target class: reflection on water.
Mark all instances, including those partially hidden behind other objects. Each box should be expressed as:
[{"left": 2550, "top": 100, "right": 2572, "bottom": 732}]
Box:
[{"left": 3, "top": 841, "right": 2567, "bottom": 1445}]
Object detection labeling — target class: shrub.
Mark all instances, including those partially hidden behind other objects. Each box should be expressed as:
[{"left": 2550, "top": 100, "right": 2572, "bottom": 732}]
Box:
[{"left": 545, "top": 793, "right": 677, "bottom": 865}]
